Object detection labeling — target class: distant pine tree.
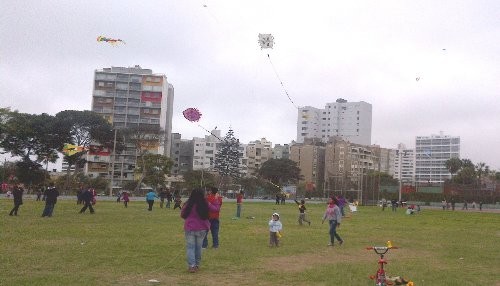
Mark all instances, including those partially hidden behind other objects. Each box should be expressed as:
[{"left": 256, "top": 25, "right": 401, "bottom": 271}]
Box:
[{"left": 214, "top": 128, "right": 241, "bottom": 179}]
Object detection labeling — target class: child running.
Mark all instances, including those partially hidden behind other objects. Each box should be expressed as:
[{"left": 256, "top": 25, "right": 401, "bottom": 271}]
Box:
[
  {"left": 173, "top": 192, "right": 182, "bottom": 210},
  {"left": 268, "top": 213, "right": 283, "bottom": 247},
  {"left": 294, "top": 199, "right": 311, "bottom": 226}
]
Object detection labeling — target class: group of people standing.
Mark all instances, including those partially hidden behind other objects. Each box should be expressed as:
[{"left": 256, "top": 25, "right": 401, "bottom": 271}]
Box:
[{"left": 7, "top": 183, "right": 60, "bottom": 217}]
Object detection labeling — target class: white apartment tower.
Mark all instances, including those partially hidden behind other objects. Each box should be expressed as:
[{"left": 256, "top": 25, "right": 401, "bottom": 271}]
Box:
[
  {"left": 415, "top": 132, "right": 460, "bottom": 183},
  {"left": 297, "top": 98, "right": 372, "bottom": 145},
  {"left": 394, "top": 143, "right": 415, "bottom": 183},
  {"left": 192, "top": 130, "right": 222, "bottom": 171},
  {"left": 89, "top": 65, "right": 174, "bottom": 186}
]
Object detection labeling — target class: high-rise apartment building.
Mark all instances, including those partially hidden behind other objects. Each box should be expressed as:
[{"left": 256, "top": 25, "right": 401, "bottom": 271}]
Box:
[
  {"left": 246, "top": 138, "right": 273, "bottom": 176},
  {"left": 290, "top": 139, "right": 325, "bottom": 193},
  {"left": 192, "top": 130, "right": 221, "bottom": 171},
  {"left": 415, "top": 132, "right": 460, "bottom": 183},
  {"left": 170, "top": 133, "right": 193, "bottom": 176},
  {"left": 394, "top": 143, "right": 415, "bottom": 184},
  {"left": 324, "top": 137, "right": 378, "bottom": 199},
  {"left": 297, "top": 98, "right": 372, "bottom": 145},
  {"left": 89, "top": 65, "right": 174, "bottom": 187}
]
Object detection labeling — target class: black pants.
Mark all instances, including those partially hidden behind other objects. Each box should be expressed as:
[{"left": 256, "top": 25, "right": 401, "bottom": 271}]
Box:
[
  {"left": 147, "top": 200, "right": 154, "bottom": 211},
  {"left": 9, "top": 203, "right": 21, "bottom": 215},
  {"left": 80, "top": 202, "right": 94, "bottom": 213}
]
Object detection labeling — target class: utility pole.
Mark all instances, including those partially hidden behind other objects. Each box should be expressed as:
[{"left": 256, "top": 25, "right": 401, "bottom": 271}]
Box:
[{"left": 109, "top": 129, "right": 117, "bottom": 196}]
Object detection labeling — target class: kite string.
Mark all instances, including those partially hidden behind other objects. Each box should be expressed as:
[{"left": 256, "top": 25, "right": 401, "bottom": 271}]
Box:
[
  {"left": 197, "top": 124, "right": 223, "bottom": 141},
  {"left": 267, "top": 54, "right": 298, "bottom": 109}
]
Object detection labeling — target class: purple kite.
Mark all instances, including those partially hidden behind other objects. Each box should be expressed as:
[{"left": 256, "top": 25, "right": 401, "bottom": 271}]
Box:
[{"left": 183, "top": 108, "right": 202, "bottom": 122}]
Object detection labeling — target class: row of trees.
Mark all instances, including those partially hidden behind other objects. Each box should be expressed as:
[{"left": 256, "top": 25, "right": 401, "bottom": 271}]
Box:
[
  {"left": 445, "top": 157, "right": 499, "bottom": 185},
  {"left": 0, "top": 108, "right": 116, "bottom": 191},
  {"left": 1, "top": 108, "right": 303, "bottom": 196}
]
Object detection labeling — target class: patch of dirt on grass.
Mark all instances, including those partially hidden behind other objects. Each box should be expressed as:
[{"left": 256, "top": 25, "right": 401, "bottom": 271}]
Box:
[
  {"left": 262, "top": 248, "right": 371, "bottom": 272},
  {"left": 262, "top": 247, "right": 437, "bottom": 273}
]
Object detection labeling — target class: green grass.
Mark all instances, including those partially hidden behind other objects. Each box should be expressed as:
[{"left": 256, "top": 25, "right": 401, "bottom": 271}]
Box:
[{"left": 1, "top": 198, "right": 499, "bottom": 285}]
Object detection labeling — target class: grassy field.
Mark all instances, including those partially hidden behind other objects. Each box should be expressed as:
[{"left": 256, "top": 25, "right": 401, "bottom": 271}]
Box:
[{"left": 1, "top": 197, "right": 499, "bottom": 286}]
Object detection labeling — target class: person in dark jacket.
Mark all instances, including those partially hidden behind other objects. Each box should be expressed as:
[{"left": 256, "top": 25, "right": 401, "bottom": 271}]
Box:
[
  {"left": 79, "top": 187, "right": 95, "bottom": 214},
  {"left": 9, "top": 185, "right": 24, "bottom": 216},
  {"left": 42, "top": 183, "right": 59, "bottom": 217}
]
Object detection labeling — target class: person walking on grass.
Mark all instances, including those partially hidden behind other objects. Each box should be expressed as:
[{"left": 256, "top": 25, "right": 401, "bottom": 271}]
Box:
[
  {"left": 269, "top": 212, "right": 283, "bottom": 247},
  {"left": 122, "top": 191, "right": 130, "bottom": 208},
  {"left": 42, "top": 183, "right": 60, "bottom": 217},
  {"left": 9, "top": 185, "right": 24, "bottom": 216},
  {"left": 202, "top": 187, "right": 222, "bottom": 249},
  {"left": 235, "top": 191, "right": 244, "bottom": 218},
  {"left": 322, "top": 197, "right": 343, "bottom": 247},
  {"left": 181, "top": 188, "right": 219, "bottom": 273},
  {"left": 173, "top": 190, "right": 183, "bottom": 210},
  {"left": 159, "top": 188, "right": 167, "bottom": 208},
  {"left": 294, "top": 199, "right": 311, "bottom": 226},
  {"left": 146, "top": 190, "right": 159, "bottom": 211},
  {"left": 79, "top": 187, "right": 95, "bottom": 214},
  {"left": 166, "top": 189, "right": 173, "bottom": 208}
]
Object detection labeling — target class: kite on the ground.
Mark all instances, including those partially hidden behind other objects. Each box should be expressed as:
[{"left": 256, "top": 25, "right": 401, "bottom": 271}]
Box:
[
  {"left": 63, "top": 143, "right": 87, "bottom": 156},
  {"left": 258, "top": 34, "right": 274, "bottom": 49},
  {"left": 183, "top": 108, "right": 202, "bottom": 122},
  {"left": 97, "top": 35, "right": 125, "bottom": 45}
]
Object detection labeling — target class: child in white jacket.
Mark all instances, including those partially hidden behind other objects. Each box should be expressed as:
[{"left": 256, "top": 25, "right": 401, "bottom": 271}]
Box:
[{"left": 268, "top": 213, "right": 283, "bottom": 247}]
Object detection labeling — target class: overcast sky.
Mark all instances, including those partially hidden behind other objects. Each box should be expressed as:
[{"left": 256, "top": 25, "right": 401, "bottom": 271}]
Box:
[{"left": 1, "top": 1, "right": 499, "bottom": 170}]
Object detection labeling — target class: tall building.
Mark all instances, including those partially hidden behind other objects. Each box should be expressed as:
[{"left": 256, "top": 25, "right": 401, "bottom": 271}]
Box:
[
  {"left": 415, "top": 132, "right": 460, "bottom": 183},
  {"left": 371, "top": 145, "right": 396, "bottom": 176},
  {"left": 272, "top": 144, "right": 290, "bottom": 159},
  {"left": 297, "top": 98, "right": 372, "bottom": 145},
  {"left": 192, "top": 130, "right": 221, "bottom": 171},
  {"left": 324, "top": 137, "right": 378, "bottom": 199},
  {"left": 394, "top": 143, "right": 415, "bottom": 184},
  {"left": 170, "top": 133, "right": 193, "bottom": 176},
  {"left": 89, "top": 65, "right": 174, "bottom": 187},
  {"left": 246, "top": 138, "right": 273, "bottom": 176},
  {"left": 290, "top": 139, "right": 325, "bottom": 193}
]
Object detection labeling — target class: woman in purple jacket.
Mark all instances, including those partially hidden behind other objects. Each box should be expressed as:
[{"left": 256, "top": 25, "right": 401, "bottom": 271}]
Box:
[{"left": 181, "top": 188, "right": 220, "bottom": 273}]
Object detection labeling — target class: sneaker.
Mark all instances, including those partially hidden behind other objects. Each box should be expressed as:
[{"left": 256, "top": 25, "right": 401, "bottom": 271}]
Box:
[
  {"left": 339, "top": 240, "right": 344, "bottom": 246},
  {"left": 328, "top": 243, "right": 333, "bottom": 246},
  {"left": 188, "top": 267, "right": 197, "bottom": 273}
]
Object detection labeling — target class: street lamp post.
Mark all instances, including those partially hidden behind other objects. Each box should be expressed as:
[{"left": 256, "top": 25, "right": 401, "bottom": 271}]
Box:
[
  {"left": 398, "top": 150, "right": 402, "bottom": 202},
  {"left": 109, "top": 129, "right": 117, "bottom": 196}
]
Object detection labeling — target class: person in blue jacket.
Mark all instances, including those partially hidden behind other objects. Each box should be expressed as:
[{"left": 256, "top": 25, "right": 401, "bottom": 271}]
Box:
[{"left": 146, "top": 190, "right": 159, "bottom": 211}]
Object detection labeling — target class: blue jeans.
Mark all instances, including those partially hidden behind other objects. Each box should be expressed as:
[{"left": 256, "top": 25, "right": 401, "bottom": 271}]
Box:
[
  {"left": 236, "top": 204, "right": 242, "bottom": 218},
  {"left": 203, "top": 219, "right": 220, "bottom": 248},
  {"left": 328, "top": 220, "right": 342, "bottom": 244},
  {"left": 185, "top": 230, "right": 207, "bottom": 267},
  {"left": 42, "top": 203, "right": 55, "bottom": 217}
]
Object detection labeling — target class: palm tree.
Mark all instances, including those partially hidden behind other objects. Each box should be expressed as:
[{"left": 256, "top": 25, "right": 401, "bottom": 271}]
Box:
[
  {"left": 475, "top": 162, "right": 488, "bottom": 186},
  {"left": 445, "top": 157, "right": 462, "bottom": 177}
]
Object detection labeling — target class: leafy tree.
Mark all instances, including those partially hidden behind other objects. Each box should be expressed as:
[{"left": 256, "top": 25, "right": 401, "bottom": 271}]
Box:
[
  {"left": 445, "top": 157, "right": 462, "bottom": 176},
  {"left": 214, "top": 128, "right": 241, "bottom": 181},
  {"left": 55, "top": 110, "right": 116, "bottom": 192},
  {"left": 135, "top": 153, "right": 173, "bottom": 191},
  {"left": 121, "top": 124, "right": 165, "bottom": 192},
  {"left": 453, "top": 166, "right": 476, "bottom": 185},
  {"left": 181, "top": 170, "right": 217, "bottom": 190},
  {"left": 475, "top": 162, "right": 488, "bottom": 185},
  {"left": 258, "top": 158, "right": 302, "bottom": 189},
  {"left": 0, "top": 112, "right": 63, "bottom": 163},
  {"left": 14, "top": 160, "right": 49, "bottom": 188},
  {"left": 461, "top": 159, "right": 474, "bottom": 169},
  {"left": 237, "top": 176, "right": 267, "bottom": 198}
]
